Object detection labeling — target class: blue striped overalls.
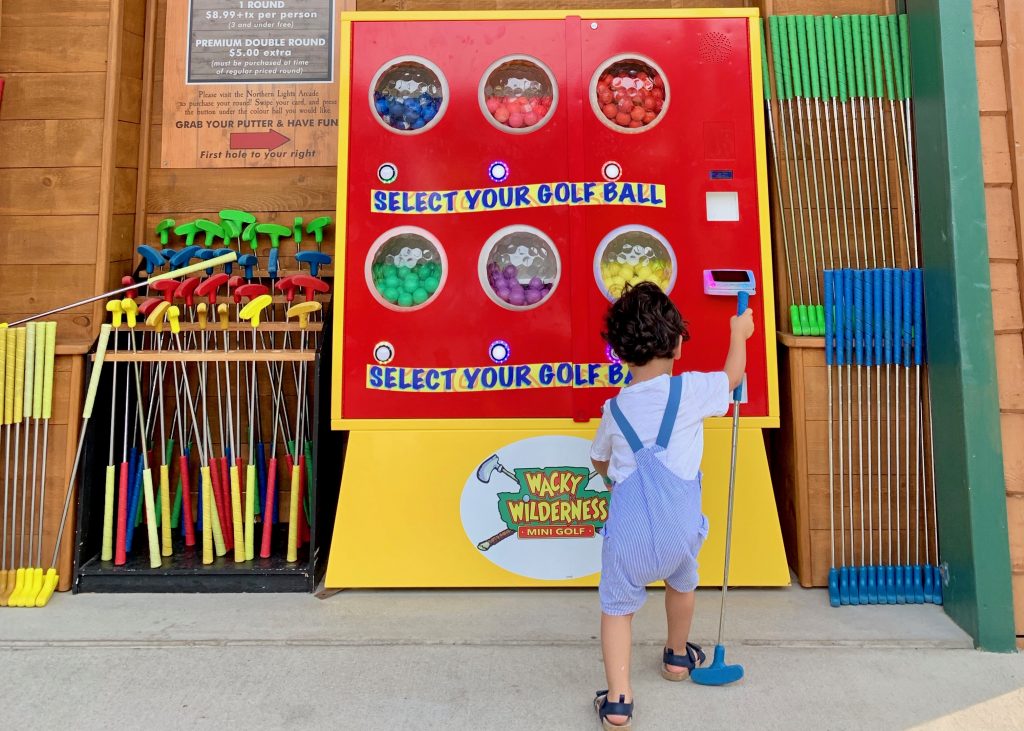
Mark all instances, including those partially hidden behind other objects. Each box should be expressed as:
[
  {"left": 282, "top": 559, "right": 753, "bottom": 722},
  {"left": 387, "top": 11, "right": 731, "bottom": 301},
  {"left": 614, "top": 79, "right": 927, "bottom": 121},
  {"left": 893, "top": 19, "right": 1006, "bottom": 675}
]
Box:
[{"left": 598, "top": 375, "right": 709, "bottom": 616}]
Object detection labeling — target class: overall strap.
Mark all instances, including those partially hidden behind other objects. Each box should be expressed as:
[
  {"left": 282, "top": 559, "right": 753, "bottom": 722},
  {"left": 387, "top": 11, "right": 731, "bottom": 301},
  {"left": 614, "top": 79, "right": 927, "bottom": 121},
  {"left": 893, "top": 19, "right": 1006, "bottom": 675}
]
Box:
[
  {"left": 608, "top": 398, "right": 644, "bottom": 453},
  {"left": 655, "top": 375, "right": 683, "bottom": 450}
]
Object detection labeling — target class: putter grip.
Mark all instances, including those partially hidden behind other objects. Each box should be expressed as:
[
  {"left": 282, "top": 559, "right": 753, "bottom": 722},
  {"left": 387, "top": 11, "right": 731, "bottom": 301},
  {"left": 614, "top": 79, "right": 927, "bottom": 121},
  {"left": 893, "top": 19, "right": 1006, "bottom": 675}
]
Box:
[
  {"left": 83, "top": 325, "right": 112, "bottom": 420},
  {"left": 883, "top": 268, "right": 893, "bottom": 365},
  {"left": 260, "top": 458, "right": 277, "bottom": 559},
  {"left": 160, "top": 464, "right": 172, "bottom": 557},
  {"left": 833, "top": 16, "right": 848, "bottom": 103},
  {"left": 902, "top": 267, "right": 912, "bottom": 364},
  {"left": 860, "top": 15, "right": 874, "bottom": 98},
  {"left": 770, "top": 16, "right": 790, "bottom": 101},
  {"left": 893, "top": 269, "right": 904, "bottom": 367},
  {"left": 13, "top": 326, "right": 25, "bottom": 423},
  {"left": 823, "top": 15, "right": 838, "bottom": 99},
  {"left": 870, "top": 15, "right": 884, "bottom": 98},
  {"left": 853, "top": 270, "right": 864, "bottom": 366},
  {"left": 843, "top": 270, "right": 854, "bottom": 365},
  {"left": 913, "top": 269, "right": 924, "bottom": 366},
  {"left": 142, "top": 468, "right": 161, "bottom": 569},
  {"left": 149, "top": 251, "right": 238, "bottom": 284},
  {"left": 805, "top": 15, "right": 821, "bottom": 100},
  {"left": 759, "top": 19, "right": 771, "bottom": 101},
  {"left": 899, "top": 15, "right": 911, "bottom": 99},
  {"left": 0, "top": 327, "right": 8, "bottom": 424},
  {"left": 888, "top": 15, "right": 904, "bottom": 102},
  {"left": 824, "top": 271, "right": 834, "bottom": 366},
  {"left": 287, "top": 464, "right": 301, "bottom": 562},
  {"left": 33, "top": 320, "right": 45, "bottom": 419},
  {"left": 733, "top": 292, "right": 749, "bottom": 402},
  {"left": 864, "top": 270, "right": 875, "bottom": 368},
  {"left": 201, "top": 465, "right": 214, "bottom": 564},
  {"left": 880, "top": 14, "right": 896, "bottom": 101},
  {"left": 834, "top": 271, "right": 846, "bottom": 367},
  {"left": 873, "top": 268, "right": 884, "bottom": 367},
  {"left": 786, "top": 16, "right": 803, "bottom": 99},
  {"left": 842, "top": 16, "right": 856, "bottom": 98},
  {"left": 102, "top": 465, "right": 116, "bottom": 561},
  {"left": 239, "top": 463, "right": 252, "bottom": 562},
  {"left": 43, "top": 322, "right": 56, "bottom": 421},
  {"left": 850, "top": 16, "right": 864, "bottom": 97},
  {"left": 23, "top": 324, "right": 35, "bottom": 420},
  {"left": 795, "top": 15, "right": 811, "bottom": 100},
  {"left": 814, "top": 16, "right": 828, "bottom": 101}
]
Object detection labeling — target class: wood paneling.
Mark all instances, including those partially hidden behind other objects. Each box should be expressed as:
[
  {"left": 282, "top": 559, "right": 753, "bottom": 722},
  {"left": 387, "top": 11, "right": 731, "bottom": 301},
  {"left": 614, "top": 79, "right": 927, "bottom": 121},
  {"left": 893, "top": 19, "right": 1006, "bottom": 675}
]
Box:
[
  {"left": 0, "top": 26, "right": 110, "bottom": 73},
  {"left": 0, "top": 120, "right": 104, "bottom": 168},
  {"left": 146, "top": 167, "right": 337, "bottom": 212},
  {"left": 0, "top": 73, "right": 107, "bottom": 120},
  {"left": 2, "top": 0, "right": 110, "bottom": 26},
  {"left": 995, "top": 334, "right": 1024, "bottom": 412},
  {"left": 0, "top": 168, "right": 103, "bottom": 216}
]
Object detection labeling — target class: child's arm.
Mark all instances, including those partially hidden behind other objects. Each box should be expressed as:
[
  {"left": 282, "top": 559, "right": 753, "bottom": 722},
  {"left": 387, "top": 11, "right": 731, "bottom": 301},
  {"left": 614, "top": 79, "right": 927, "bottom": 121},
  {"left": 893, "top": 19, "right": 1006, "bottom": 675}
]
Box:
[
  {"left": 590, "top": 404, "right": 614, "bottom": 488},
  {"left": 592, "top": 458, "right": 611, "bottom": 488},
  {"left": 724, "top": 308, "right": 755, "bottom": 391}
]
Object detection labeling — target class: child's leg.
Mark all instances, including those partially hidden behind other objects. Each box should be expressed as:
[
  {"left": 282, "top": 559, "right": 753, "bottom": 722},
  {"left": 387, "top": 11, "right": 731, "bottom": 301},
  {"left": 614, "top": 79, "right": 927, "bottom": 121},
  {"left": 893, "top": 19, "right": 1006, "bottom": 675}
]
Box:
[
  {"left": 664, "top": 585, "right": 696, "bottom": 672},
  {"left": 601, "top": 611, "right": 633, "bottom": 724}
]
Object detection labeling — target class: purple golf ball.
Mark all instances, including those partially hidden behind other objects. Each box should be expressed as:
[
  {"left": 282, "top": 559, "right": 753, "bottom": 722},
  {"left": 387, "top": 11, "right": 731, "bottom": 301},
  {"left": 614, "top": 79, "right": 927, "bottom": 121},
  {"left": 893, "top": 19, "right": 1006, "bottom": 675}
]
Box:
[
  {"left": 503, "top": 265, "right": 518, "bottom": 280},
  {"left": 528, "top": 277, "right": 544, "bottom": 290},
  {"left": 508, "top": 288, "right": 526, "bottom": 306},
  {"left": 525, "top": 289, "right": 543, "bottom": 305},
  {"left": 496, "top": 285, "right": 511, "bottom": 301}
]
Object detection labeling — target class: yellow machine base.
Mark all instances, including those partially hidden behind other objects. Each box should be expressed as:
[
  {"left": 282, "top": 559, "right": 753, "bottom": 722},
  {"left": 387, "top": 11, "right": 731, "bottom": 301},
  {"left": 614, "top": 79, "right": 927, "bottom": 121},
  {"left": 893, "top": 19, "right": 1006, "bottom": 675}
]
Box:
[{"left": 326, "top": 427, "right": 789, "bottom": 588}]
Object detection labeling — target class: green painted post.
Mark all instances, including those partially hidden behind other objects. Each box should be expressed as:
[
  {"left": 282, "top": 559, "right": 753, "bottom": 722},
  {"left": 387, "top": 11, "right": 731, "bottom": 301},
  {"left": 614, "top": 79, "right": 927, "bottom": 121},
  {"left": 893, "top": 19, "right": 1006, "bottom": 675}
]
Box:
[{"left": 905, "top": 0, "right": 1016, "bottom": 651}]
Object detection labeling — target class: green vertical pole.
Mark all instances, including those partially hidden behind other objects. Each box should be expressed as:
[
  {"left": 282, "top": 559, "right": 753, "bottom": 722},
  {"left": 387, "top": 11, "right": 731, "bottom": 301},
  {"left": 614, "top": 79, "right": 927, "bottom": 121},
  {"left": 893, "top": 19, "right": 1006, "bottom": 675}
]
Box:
[{"left": 905, "top": 0, "right": 1015, "bottom": 651}]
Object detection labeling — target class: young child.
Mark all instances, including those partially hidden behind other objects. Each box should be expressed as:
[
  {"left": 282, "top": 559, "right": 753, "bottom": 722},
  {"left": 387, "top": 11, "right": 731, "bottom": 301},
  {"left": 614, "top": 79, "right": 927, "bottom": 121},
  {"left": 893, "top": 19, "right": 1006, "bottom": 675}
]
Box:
[{"left": 590, "top": 282, "right": 754, "bottom": 729}]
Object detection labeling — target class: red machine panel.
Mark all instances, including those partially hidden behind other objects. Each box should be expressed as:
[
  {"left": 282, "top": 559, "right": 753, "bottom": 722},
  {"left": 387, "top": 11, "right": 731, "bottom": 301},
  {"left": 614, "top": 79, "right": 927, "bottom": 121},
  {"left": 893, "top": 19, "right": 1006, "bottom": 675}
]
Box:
[{"left": 340, "top": 16, "right": 768, "bottom": 420}]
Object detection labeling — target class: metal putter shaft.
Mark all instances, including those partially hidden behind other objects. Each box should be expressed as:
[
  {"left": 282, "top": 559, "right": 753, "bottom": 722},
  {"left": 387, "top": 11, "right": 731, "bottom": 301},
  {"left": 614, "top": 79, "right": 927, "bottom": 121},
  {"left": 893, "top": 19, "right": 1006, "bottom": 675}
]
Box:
[{"left": 692, "top": 292, "right": 749, "bottom": 687}]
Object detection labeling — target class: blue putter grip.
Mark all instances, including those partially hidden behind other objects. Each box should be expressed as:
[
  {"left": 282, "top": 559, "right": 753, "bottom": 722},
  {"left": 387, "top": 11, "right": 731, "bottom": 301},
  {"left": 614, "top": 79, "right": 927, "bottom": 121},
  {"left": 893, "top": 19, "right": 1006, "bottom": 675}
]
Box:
[
  {"left": 268, "top": 248, "right": 280, "bottom": 279},
  {"left": 824, "top": 271, "right": 835, "bottom": 367},
  {"left": 873, "top": 269, "right": 884, "bottom": 367},
  {"left": 835, "top": 271, "right": 846, "bottom": 367},
  {"left": 733, "top": 291, "right": 750, "bottom": 402},
  {"left": 893, "top": 269, "right": 904, "bottom": 368},
  {"left": 296, "top": 250, "right": 331, "bottom": 277},
  {"left": 843, "top": 270, "right": 854, "bottom": 367},
  {"left": 883, "top": 269, "right": 893, "bottom": 366},
  {"left": 853, "top": 270, "right": 864, "bottom": 367},
  {"left": 213, "top": 249, "right": 234, "bottom": 275},
  {"left": 137, "top": 245, "right": 165, "bottom": 275},
  {"left": 864, "top": 269, "right": 875, "bottom": 368},
  {"left": 237, "top": 254, "right": 257, "bottom": 280},
  {"left": 913, "top": 268, "right": 924, "bottom": 366},
  {"left": 902, "top": 269, "right": 913, "bottom": 366}
]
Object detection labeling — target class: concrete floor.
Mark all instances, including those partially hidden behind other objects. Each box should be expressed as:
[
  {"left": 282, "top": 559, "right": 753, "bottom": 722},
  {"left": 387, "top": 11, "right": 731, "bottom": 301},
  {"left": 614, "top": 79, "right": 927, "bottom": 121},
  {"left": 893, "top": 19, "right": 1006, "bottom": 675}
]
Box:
[{"left": 1, "top": 585, "right": 1021, "bottom": 730}]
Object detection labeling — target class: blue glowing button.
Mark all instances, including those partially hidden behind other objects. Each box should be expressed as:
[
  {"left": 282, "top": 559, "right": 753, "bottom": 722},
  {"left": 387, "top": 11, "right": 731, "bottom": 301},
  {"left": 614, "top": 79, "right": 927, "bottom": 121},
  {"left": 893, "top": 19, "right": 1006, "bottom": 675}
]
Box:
[
  {"left": 489, "top": 339, "right": 511, "bottom": 364},
  {"left": 377, "top": 162, "right": 398, "bottom": 184},
  {"left": 488, "top": 161, "right": 509, "bottom": 183},
  {"left": 602, "top": 161, "right": 622, "bottom": 182},
  {"left": 606, "top": 344, "right": 620, "bottom": 364},
  {"left": 373, "top": 341, "right": 395, "bottom": 365}
]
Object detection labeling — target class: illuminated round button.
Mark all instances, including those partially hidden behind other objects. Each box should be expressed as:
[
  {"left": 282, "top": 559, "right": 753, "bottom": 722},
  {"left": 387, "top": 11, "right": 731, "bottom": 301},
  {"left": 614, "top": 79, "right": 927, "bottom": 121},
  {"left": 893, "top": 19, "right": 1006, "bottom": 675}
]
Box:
[
  {"left": 377, "top": 162, "right": 398, "bottom": 184},
  {"left": 488, "top": 161, "right": 510, "bottom": 183},
  {"left": 602, "top": 161, "right": 622, "bottom": 182},
  {"left": 606, "top": 344, "right": 621, "bottom": 364},
  {"left": 373, "top": 341, "right": 395, "bottom": 365},
  {"left": 489, "top": 339, "right": 511, "bottom": 364}
]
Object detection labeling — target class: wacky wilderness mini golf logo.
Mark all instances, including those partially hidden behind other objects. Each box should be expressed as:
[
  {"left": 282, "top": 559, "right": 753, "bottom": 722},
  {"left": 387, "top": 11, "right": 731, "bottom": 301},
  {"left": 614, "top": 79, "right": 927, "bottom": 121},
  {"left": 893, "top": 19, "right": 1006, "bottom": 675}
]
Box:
[{"left": 460, "top": 436, "right": 608, "bottom": 581}]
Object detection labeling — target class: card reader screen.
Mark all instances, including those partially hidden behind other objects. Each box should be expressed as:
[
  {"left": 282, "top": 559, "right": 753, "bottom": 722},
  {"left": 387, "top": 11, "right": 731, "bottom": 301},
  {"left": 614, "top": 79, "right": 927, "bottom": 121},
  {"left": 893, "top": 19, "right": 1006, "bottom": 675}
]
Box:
[{"left": 711, "top": 270, "right": 752, "bottom": 283}]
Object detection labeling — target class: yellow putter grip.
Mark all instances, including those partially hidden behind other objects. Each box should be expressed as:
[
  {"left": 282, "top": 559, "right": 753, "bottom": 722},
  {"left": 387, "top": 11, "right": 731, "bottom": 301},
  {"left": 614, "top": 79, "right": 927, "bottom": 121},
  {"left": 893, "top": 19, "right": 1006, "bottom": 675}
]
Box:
[
  {"left": 83, "top": 324, "right": 113, "bottom": 420},
  {"left": 167, "top": 305, "right": 181, "bottom": 335},
  {"left": 231, "top": 465, "right": 245, "bottom": 562},
  {"left": 217, "top": 303, "right": 230, "bottom": 329},
  {"left": 11, "top": 568, "right": 26, "bottom": 606},
  {"left": 239, "top": 294, "right": 274, "bottom": 328},
  {"left": 145, "top": 301, "right": 170, "bottom": 331},
  {"left": 121, "top": 299, "right": 138, "bottom": 329},
  {"left": 287, "top": 464, "right": 301, "bottom": 562},
  {"left": 14, "top": 326, "right": 26, "bottom": 423},
  {"left": 33, "top": 321, "right": 45, "bottom": 419},
  {"left": 5, "top": 328, "right": 16, "bottom": 426},
  {"left": 160, "top": 464, "right": 172, "bottom": 557},
  {"left": 244, "top": 463, "right": 256, "bottom": 561},
  {"left": 101, "top": 465, "right": 116, "bottom": 561},
  {"left": 0, "top": 327, "right": 8, "bottom": 427},
  {"left": 201, "top": 466, "right": 214, "bottom": 565},
  {"left": 141, "top": 468, "right": 161, "bottom": 569},
  {"left": 197, "top": 302, "right": 209, "bottom": 330},
  {"left": 43, "top": 322, "right": 57, "bottom": 421},
  {"left": 35, "top": 568, "right": 58, "bottom": 607},
  {"left": 149, "top": 251, "right": 238, "bottom": 283},
  {"left": 207, "top": 470, "right": 227, "bottom": 558},
  {"left": 22, "top": 323, "right": 36, "bottom": 422}
]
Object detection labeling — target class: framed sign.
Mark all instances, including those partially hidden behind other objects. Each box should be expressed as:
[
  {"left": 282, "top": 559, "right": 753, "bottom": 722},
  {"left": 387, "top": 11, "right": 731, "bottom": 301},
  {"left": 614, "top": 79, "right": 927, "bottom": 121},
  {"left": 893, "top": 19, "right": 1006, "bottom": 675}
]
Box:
[{"left": 161, "top": 0, "right": 340, "bottom": 168}]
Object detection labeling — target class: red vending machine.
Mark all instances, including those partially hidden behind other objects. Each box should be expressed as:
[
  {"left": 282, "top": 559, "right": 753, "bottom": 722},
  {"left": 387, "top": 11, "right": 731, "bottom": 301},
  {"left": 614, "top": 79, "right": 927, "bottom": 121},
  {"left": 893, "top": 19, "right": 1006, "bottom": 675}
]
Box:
[{"left": 328, "top": 9, "right": 787, "bottom": 588}]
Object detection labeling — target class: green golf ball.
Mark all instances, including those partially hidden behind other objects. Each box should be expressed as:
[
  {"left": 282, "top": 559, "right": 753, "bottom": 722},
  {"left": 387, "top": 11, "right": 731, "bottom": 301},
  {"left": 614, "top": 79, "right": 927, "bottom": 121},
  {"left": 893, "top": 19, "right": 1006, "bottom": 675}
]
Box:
[
  {"left": 412, "top": 288, "right": 429, "bottom": 305},
  {"left": 382, "top": 287, "right": 400, "bottom": 303},
  {"left": 384, "top": 274, "right": 400, "bottom": 289},
  {"left": 382, "top": 264, "right": 397, "bottom": 278},
  {"left": 396, "top": 266, "right": 411, "bottom": 279},
  {"left": 398, "top": 292, "right": 413, "bottom": 307},
  {"left": 402, "top": 276, "right": 419, "bottom": 293},
  {"left": 424, "top": 277, "right": 440, "bottom": 294}
]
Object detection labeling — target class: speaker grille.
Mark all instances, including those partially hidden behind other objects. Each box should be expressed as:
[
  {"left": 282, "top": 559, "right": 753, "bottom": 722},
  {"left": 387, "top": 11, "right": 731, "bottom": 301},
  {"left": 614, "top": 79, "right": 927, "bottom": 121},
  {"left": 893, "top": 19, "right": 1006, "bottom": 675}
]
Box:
[{"left": 698, "top": 31, "right": 732, "bottom": 64}]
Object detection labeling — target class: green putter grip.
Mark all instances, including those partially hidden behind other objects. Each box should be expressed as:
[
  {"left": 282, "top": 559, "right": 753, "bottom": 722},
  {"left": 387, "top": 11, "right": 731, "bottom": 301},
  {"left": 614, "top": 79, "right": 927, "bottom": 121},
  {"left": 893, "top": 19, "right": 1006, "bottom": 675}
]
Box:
[
  {"left": 795, "top": 16, "right": 811, "bottom": 100},
  {"left": 149, "top": 251, "right": 238, "bottom": 283},
  {"left": 899, "top": 14, "right": 911, "bottom": 99},
  {"left": 83, "top": 324, "right": 112, "bottom": 420},
  {"left": 42, "top": 322, "right": 56, "bottom": 421},
  {"left": 842, "top": 16, "right": 857, "bottom": 101},
  {"left": 770, "top": 16, "right": 791, "bottom": 101},
  {"left": 814, "top": 16, "right": 829, "bottom": 101},
  {"left": 851, "top": 15, "right": 865, "bottom": 98},
  {"left": 870, "top": 15, "right": 884, "bottom": 99},
  {"left": 859, "top": 16, "right": 875, "bottom": 99},
  {"left": 881, "top": 14, "right": 896, "bottom": 101},
  {"left": 805, "top": 15, "right": 821, "bottom": 101},
  {"left": 888, "top": 14, "right": 905, "bottom": 101},
  {"left": 823, "top": 15, "right": 838, "bottom": 100},
  {"left": 785, "top": 16, "right": 804, "bottom": 100},
  {"left": 790, "top": 304, "right": 803, "bottom": 336},
  {"left": 833, "top": 15, "right": 847, "bottom": 103},
  {"left": 759, "top": 19, "right": 772, "bottom": 101}
]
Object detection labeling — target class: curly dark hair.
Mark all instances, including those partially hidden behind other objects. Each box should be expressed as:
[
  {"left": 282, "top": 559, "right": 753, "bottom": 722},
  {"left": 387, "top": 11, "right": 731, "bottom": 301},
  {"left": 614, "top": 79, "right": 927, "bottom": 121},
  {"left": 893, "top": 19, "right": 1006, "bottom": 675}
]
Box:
[{"left": 601, "top": 282, "right": 689, "bottom": 366}]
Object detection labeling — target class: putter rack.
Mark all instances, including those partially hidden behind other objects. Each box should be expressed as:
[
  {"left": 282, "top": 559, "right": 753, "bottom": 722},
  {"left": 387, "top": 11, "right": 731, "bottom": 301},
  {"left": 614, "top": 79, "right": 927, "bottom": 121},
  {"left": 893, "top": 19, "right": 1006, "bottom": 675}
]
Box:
[{"left": 72, "top": 300, "right": 343, "bottom": 593}]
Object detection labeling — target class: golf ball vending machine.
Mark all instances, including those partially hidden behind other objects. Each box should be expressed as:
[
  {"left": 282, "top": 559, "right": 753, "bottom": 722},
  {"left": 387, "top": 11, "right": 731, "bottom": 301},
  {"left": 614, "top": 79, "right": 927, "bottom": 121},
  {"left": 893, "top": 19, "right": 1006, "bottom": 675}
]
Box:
[{"left": 327, "top": 9, "right": 788, "bottom": 588}]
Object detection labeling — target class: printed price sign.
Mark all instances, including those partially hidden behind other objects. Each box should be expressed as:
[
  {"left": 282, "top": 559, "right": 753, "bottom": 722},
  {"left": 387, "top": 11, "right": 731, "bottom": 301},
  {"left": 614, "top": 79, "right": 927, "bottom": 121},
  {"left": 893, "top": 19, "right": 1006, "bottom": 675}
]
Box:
[{"left": 162, "top": 0, "right": 339, "bottom": 168}]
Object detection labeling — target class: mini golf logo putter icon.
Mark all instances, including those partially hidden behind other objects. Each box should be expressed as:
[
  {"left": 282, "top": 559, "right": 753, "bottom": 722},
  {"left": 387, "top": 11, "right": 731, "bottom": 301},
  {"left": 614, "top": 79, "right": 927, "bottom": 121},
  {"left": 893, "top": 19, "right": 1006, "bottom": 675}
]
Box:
[{"left": 473, "top": 454, "right": 608, "bottom": 551}]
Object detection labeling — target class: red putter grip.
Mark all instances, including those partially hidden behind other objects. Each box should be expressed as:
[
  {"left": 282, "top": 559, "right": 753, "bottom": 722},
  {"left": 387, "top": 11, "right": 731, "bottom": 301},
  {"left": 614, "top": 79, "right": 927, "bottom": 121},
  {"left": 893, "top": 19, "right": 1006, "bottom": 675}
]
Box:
[
  {"left": 260, "top": 457, "right": 278, "bottom": 558},
  {"left": 179, "top": 454, "right": 196, "bottom": 547},
  {"left": 150, "top": 278, "right": 178, "bottom": 303},
  {"left": 196, "top": 273, "right": 230, "bottom": 304},
  {"left": 235, "top": 283, "right": 269, "bottom": 302},
  {"left": 174, "top": 276, "right": 202, "bottom": 306},
  {"left": 275, "top": 276, "right": 299, "bottom": 303},
  {"left": 122, "top": 276, "right": 139, "bottom": 300},
  {"left": 137, "top": 297, "right": 162, "bottom": 317}
]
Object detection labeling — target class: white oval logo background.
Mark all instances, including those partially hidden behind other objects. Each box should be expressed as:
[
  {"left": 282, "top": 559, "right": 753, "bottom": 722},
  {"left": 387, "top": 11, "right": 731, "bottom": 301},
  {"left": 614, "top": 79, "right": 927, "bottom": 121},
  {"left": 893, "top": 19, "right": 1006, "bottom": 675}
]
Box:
[{"left": 461, "top": 435, "right": 607, "bottom": 581}]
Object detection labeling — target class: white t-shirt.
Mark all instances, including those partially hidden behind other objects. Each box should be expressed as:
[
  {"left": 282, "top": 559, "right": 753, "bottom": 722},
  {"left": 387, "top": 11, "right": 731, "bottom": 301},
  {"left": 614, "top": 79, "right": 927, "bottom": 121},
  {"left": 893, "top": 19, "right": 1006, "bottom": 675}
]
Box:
[{"left": 589, "top": 372, "right": 731, "bottom": 484}]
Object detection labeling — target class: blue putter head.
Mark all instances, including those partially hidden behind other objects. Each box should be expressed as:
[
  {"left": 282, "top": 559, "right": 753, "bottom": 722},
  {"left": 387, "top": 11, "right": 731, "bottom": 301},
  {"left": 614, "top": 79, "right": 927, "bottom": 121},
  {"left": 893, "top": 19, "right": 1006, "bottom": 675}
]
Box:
[
  {"left": 691, "top": 645, "right": 743, "bottom": 687},
  {"left": 268, "top": 248, "right": 280, "bottom": 279},
  {"left": 828, "top": 568, "right": 840, "bottom": 607},
  {"left": 886, "top": 566, "right": 897, "bottom": 604},
  {"left": 213, "top": 248, "right": 235, "bottom": 275},
  {"left": 913, "top": 565, "right": 925, "bottom": 604},
  {"left": 932, "top": 566, "right": 943, "bottom": 605},
  {"left": 839, "top": 566, "right": 851, "bottom": 606},
  {"left": 170, "top": 244, "right": 202, "bottom": 269},
  {"left": 137, "top": 245, "right": 165, "bottom": 275},
  {"left": 922, "top": 564, "right": 934, "bottom": 604},
  {"left": 895, "top": 566, "right": 906, "bottom": 604},
  {"left": 867, "top": 565, "right": 878, "bottom": 605},
  {"left": 237, "top": 254, "right": 258, "bottom": 280},
  {"left": 295, "top": 250, "right": 332, "bottom": 277}
]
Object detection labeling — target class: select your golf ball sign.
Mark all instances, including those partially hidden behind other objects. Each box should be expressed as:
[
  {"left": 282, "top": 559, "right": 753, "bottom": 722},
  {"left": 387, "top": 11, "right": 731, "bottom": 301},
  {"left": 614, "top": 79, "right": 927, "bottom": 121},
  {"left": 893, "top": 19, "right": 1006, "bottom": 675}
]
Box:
[
  {"left": 367, "top": 361, "right": 632, "bottom": 392},
  {"left": 462, "top": 436, "right": 607, "bottom": 580}
]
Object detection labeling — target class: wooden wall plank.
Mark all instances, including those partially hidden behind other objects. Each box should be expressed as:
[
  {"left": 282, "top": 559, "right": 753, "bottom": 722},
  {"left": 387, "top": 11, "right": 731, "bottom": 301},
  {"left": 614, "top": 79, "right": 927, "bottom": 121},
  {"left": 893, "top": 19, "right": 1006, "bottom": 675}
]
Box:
[
  {"left": 987, "top": 187, "right": 1020, "bottom": 260},
  {"left": 974, "top": 0, "right": 1003, "bottom": 45},
  {"left": 2, "top": 0, "right": 110, "bottom": 26},
  {"left": 147, "top": 168, "right": 337, "bottom": 212},
  {"left": 110, "top": 213, "right": 136, "bottom": 263},
  {"left": 1003, "top": 413, "right": 1024, "bottom": 495},
  {"left": 0, "top": 73, "right": 107, "bottom": 120},
  {"left": 980, "top": 115, "right": 1013, "bottom": 185},
  {"left": 995, "top": 333, "right": 1024, "bottom": 412},
  {"left": 976, "top": 47, "right": 1008, "bottom": 113},
  {"left": 116, "top": 121, "right": 141, "bottom": 168},
  {"left": 119, "top": 76, "right": 143, "bottom": 123},
  {"left": 0, "top": 216, "right": 100, "bottom": 264},
  {"left": 124, "top": 0, "right": 147, "bottom": 36},
  {"left": 991, "top": 261, "right": 1024, "bottom": 333},
  {"left": 0, "top": 119, "right": 104, "bottom": 168},
  {"left": 0, "top": 168, "right": 102, "bottom": 215},
  {"left": 0, "top": 26, "right": 109, "bottom": 73},
  {"left": 122, "top": 30, "right": 146, "bottom": 78},
  {"left": 114, "top": 168, "right": 139, "bottom": 215}
]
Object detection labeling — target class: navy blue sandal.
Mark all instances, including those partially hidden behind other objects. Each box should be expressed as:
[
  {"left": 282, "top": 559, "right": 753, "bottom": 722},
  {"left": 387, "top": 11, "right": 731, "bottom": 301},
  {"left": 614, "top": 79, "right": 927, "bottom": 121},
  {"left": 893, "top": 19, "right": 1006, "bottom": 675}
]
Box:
[
  {"left": 594, "top": 691, "right": 633, "bottom": 730},
  {"left": 661, "top": 642, "right": 706, "bottom": 681}
]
